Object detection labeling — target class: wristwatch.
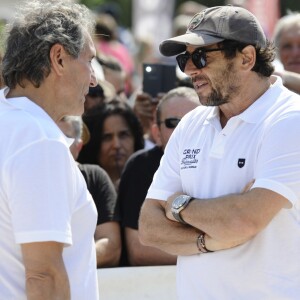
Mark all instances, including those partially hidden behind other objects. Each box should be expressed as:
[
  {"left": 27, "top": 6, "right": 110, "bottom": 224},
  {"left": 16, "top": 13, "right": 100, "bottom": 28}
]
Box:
[{"left": 171, "top": 195, "right": 194, "bottom": 224}]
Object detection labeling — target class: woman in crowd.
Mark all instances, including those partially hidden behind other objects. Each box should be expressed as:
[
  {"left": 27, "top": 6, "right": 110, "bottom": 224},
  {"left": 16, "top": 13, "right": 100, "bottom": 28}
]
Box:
[{"left": 78, "top": 98, "right": 144, "bottom": 190}]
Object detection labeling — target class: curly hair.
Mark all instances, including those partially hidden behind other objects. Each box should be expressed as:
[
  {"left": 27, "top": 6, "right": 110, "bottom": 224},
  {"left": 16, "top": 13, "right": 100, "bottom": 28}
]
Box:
[
  {"left": 78, "top": 98, "right": 145, "bottom": 165},
  {"left": 1, "top": 0, "right": 95, "bottom": 88},
  {"left": 220, "top": 39, "right": 275, "bottom": 78}
]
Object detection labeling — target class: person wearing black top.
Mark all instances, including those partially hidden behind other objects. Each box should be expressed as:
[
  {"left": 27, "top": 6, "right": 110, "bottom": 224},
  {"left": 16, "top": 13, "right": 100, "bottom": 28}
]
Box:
[
  {"left": 118, "top": 87, "right": 200, "bottom": 266},
  {"left": 58, "top": 116, "right": 121, "bottom": 267}
]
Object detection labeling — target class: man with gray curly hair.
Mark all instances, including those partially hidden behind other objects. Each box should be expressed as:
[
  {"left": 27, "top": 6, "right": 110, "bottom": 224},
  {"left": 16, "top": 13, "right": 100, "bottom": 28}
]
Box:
[{"left": 0, "top": 0, "right": 98, "bottom": 299}]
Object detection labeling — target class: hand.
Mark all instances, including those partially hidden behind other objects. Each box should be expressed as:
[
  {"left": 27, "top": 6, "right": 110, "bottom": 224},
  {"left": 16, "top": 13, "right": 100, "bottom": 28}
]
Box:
[
  {"left": 133, "top": 92, "right": 157, "bottom": 135},
  {"left": 165, "top": 192, "right": 183, "bottom": 222},
  {"left": 133, "top": 93, "right": 155, "bottom": 119}
]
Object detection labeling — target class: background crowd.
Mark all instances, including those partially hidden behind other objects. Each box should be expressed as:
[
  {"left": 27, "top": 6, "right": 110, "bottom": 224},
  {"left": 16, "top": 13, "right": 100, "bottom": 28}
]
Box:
[{"left": 0, "top": 0, "right": 300, "bottom": 269}]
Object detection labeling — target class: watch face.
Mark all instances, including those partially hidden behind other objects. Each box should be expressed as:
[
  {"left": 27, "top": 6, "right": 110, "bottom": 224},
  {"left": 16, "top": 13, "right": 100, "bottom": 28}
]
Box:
[{"left": 173, "top": 195, "right": 189, "bottom": 209}]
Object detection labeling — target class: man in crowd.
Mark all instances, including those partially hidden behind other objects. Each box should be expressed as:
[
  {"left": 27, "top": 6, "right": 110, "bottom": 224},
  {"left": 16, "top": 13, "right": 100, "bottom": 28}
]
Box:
[
  {"left": 139, "top": 5, "right": 300, "bottom": 299},
  {"left": 118, "top": 87, "right": 200, "bottom": 266},
  {"left": 0, "top": 0, "right": 98, "bottom": 299},
  {"left": 273, "top": 12, "right": 300, "bottom": 93}
]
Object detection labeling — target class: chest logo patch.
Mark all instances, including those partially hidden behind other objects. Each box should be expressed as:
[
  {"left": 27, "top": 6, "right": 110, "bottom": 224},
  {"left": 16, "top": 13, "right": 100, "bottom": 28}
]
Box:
[
  {"left": 238, "top": 158, "right": 246, "bottom": 168},
  {"left": 181, "top": 148, "right": 201, "bottom": 169}
]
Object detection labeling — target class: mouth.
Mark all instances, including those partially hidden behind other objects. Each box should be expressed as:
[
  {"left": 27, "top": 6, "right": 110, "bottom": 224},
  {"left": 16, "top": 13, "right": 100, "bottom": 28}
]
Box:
[
  {"left": 192, "top": 75, "right": 210, "bottom": 90},
  {"left": 111, "top": 153, "right": 126, "bottom": 161},
  {"left": 193, "top": 80, "right": 208, "bottom": 91}
]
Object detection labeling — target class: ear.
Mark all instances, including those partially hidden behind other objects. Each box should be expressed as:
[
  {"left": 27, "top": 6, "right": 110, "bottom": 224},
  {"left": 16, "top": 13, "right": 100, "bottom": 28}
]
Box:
[
  {"left": 49, "top": 43, "right": 67, "bottom": 76},
  {"left": 240, "top": 45, "right": 256, "bottom": 71},
  {"left": 151, "top": 123, "right": 162, "bottom": 146}
]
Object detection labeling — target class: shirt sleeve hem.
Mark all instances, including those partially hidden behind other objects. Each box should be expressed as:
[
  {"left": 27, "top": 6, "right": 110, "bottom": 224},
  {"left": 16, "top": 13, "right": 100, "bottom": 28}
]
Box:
[
  {"left": 146, "top": 189, "right": 174, "bottom": 201},
  {"left": 15, "top": 231, "right": 72, "bottom": 246},
  {"left": 252, "top": 178, "right": 297, "bottom": 207}
]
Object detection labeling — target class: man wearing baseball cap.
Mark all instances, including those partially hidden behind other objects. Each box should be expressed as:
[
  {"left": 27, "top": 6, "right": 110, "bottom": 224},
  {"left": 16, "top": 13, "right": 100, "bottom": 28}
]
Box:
[{"left": 139, "top": 5, "right": 300, "bottom": 299}]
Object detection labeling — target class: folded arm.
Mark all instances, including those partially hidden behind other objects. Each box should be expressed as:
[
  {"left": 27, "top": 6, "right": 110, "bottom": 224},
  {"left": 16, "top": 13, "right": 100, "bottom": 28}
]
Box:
[
  {"left": 140, "top": 187, "right": 290, "bottom": 255},
  {"left": 125, "top": 227, "right": 177, "bottom": 266},
  {"left": 139, "top": 199, "right": 201, "bottom": 256},
  {"left": 165, "top": 188, "right": 290, "bottom": 251}
]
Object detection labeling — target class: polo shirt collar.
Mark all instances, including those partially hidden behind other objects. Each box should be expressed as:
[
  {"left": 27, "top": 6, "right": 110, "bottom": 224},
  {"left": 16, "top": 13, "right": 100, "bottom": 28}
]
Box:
[
  {"left": 204, "top": 75, "right": 283, "bottom": 126},
  {"left": 238, "top": 76, "right": 283, "bottom": 124},
  {"left": 2, "top": 87, "right": 52, "bottom": 121},
  {"left": 1, "top": 87, "right": 74, "bottom": 147}
]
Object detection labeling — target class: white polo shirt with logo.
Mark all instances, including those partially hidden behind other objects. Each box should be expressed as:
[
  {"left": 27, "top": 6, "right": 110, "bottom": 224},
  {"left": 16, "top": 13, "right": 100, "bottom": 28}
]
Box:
[{"left": 147, "top": 77, "right": 300, "bottom": 299}]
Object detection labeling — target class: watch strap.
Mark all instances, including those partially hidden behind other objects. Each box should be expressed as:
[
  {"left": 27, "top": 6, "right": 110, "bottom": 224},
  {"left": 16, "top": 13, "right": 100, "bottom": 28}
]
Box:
[
  {"left": 172, "top": 209, "right": 188, "bottom": 224},
  {"left": 172, "top": 195, "right": 194, "bottom": 224}
]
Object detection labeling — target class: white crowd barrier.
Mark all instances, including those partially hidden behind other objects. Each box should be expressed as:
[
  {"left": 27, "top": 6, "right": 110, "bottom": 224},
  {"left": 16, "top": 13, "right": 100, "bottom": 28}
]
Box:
[{"left": 97, "top": 265, "right": 177, "bottom": 300}]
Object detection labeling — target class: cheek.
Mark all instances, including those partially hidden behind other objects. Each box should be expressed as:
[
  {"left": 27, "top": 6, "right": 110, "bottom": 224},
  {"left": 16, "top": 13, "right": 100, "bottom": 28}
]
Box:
[
  {"left": 123, "top": 137, "right": 135, "bottom": 152},
  {"left": 99, "top": 142, "right": 110, "bottom": 159}
]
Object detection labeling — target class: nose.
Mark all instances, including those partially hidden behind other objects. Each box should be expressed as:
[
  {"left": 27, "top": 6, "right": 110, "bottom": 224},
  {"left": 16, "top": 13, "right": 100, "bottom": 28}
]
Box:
[
  {"left": 184, "top": 58, "right": 200, "bottom": 77},
  {"left": 112, "top": 136, "right": 121, "bottom": 149},
  {"left": 90, "top": 67, "right": 97, "bottom": 87}
]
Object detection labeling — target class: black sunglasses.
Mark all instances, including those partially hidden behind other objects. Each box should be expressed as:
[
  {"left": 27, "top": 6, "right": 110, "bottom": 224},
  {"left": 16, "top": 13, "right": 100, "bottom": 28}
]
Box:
[
  {"left": 159, "top": 118, "right": 181, "bottom": 129},
  {"left": 176, "top": 47, "right": 225, "bottom": 72}
]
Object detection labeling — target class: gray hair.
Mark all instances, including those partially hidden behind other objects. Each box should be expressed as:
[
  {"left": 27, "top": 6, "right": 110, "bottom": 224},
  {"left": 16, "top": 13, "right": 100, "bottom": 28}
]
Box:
[
  {"left": 273, "top": 13, "right": 300, "bottom": 48},
  {"left": 1, "top": 0, "right": 95, "bottom": 88},
  {"left": 156, "top": 87, "right": 199, "bottom": 124}
]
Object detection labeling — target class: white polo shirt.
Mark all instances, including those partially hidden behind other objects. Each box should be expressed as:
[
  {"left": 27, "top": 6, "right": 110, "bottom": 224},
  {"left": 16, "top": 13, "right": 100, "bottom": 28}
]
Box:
[
  {"left": 0, "top": 88, "right": 99, "bottom": 300},
  {"left": 147, "top": 77, "right": 300, "bottom": 299}
]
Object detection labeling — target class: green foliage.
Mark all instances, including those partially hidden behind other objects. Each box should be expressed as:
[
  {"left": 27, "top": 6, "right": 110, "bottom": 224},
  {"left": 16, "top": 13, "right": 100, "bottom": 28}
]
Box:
[
  {"left": 79, "top": 0, "right": 132, "bottom": 27},
  {"left": 80, "top": 0, "right": 106, "bottom": 9}
]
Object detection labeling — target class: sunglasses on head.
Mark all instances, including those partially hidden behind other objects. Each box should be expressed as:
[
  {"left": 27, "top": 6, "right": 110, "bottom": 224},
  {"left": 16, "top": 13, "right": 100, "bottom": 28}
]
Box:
[
  {"left": 176, "top": 47, "right": 225, "bottom": 72},
  {"left": 159, "top": 117, "right": 181, "bottom": 129}
]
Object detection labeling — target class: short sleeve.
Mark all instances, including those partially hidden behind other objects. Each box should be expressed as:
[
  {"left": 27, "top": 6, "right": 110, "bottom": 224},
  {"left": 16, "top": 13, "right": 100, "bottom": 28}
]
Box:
[
  {"left": 4, "top": 139, "right": 75, "bottom": 245},
  {"left": 253, "top": 113, "right": 300, "bottom": 207}
]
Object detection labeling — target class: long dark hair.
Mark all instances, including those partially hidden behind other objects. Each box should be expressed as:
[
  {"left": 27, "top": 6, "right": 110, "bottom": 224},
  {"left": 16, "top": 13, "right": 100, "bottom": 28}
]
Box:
[{"left": 78, "top": 98, "right": 144, "bottom": 165}]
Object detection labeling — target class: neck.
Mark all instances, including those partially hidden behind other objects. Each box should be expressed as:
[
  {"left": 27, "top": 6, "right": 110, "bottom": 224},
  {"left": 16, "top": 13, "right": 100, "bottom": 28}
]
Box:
[
  {"left": 6, "top": 80, "right": 62, "bottom": 122},
  {"left": 219, "top": 76, "right": 271, "bottom": 127}
]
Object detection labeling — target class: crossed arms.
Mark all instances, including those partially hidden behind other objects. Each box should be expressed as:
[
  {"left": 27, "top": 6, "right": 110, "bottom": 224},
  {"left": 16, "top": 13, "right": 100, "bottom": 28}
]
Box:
[{"left": 139, "top": 187, "right": 290, "bottom": 256}]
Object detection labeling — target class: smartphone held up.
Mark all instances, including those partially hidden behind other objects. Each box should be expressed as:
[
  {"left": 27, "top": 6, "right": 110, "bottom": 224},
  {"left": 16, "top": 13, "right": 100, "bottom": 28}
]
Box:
[{"left": 142, "top": 63, "right": 177, "bottom": 98}]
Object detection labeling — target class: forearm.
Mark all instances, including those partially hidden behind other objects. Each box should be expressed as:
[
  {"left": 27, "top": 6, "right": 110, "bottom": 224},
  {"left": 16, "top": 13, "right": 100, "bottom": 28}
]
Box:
[
  {"left": 26, "top": 272, "right": 70, "bottom": 300},
  {"left": 181, "top": 195, "right": 254, "bottom": 243},
  {"left": 125, "top": 228, "right": 177, "bottom": 266},
  {"left": 129, "top": 246, "right": 177, "bottom": 266},
  {"left": 22, "top": 242, "right": 70, "bottom": 300},
  {"left": 95, "top": 239, "right": 121, "bottom": 267},
  {"left": 180, "top": 188, "right": 287, "bottom": 244},
  {"left": 139, "top": 199, "right": 200, "bottom": 256}
]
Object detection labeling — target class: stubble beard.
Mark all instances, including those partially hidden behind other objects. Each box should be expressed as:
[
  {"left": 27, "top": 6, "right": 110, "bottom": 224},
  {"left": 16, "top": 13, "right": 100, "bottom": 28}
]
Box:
[{"left": 195, "top": 62, "right": 241, "bottom": 107}]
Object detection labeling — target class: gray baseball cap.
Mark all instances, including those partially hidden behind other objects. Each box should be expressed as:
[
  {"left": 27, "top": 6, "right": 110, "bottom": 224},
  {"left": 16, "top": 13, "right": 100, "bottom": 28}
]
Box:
[{"left": 160, "top": 5, "right": 267, "bottom": 57}]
